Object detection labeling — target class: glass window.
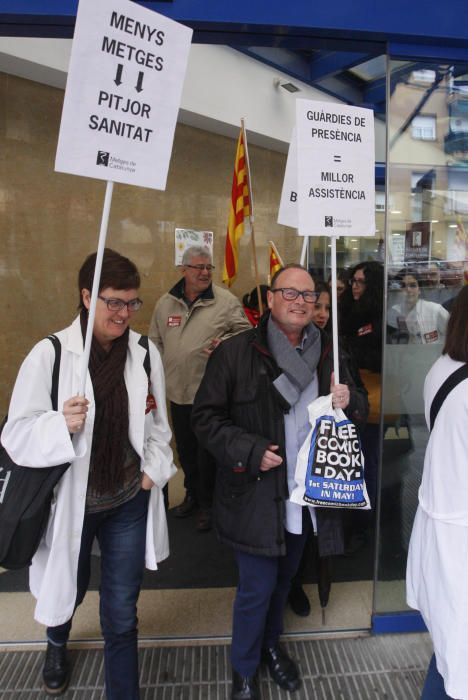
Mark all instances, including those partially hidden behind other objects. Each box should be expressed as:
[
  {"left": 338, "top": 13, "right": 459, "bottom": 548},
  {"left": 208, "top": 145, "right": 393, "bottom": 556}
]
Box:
[
  {"left": 376, "top": 58, "right": 468, "bottom": 614},
  {"left": 411, "top": 114, "right": 437, "bottom": 140}
]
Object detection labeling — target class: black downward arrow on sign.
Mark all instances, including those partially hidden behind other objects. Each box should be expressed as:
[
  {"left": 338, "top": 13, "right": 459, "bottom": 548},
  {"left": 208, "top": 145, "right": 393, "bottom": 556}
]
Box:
[
  {"left": 115, "top": 64, "right": 123, "bottom": 86},
  {"left": 136, "top": 72, "right": 144, "bottom": 93}
]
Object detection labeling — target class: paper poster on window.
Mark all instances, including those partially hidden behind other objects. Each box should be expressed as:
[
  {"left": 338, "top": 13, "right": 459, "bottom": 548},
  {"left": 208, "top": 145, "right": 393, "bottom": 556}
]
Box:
[
  {"left": 175, "top": 229, "right": 213, "bottom": 265},
  {"left": 405, "top": 222, "right": 430, "bottom": 262}
]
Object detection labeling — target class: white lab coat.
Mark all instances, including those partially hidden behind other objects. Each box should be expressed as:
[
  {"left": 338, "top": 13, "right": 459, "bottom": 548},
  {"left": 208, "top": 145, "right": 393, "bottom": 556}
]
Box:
[
  {"left": 406, "top": 354, "right": 468, "bottom": 699},
  {"left": 389, "top": 298, "right": 449, "bottom": 344},
  {"left": 1, "top": 316, "right": 176, "bottom": 627}
]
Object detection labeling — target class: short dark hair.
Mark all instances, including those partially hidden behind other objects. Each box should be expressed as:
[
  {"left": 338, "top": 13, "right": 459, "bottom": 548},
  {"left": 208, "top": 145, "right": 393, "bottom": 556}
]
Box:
[
  {"left": 395, "top": 267, "right": 420, "bottom": 284},
  {"left": 270, "top": 264, "right": 312, "bottom": 289},
  {"left": 443, "top": 286, "right": 468, "bottom": 362},
  {"left": 314, "top": 280, "right": 331, "bottom": 297},
  {"left": 243, "top": 284, "right": 269, "bottom": 310},
  {"left": 78, "top": 248, "right": 140, "bottom": 310}
]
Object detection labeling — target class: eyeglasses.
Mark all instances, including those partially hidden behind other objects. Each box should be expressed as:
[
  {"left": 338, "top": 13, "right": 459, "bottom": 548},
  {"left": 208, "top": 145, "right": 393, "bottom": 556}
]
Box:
[
  {"left": 271, "top": 288, "right": 320, "bottom": 303},
  {"left": 349, "top": 277, "right": 366, "bottom": 288},
  {"left": 184, "top": 264, "right": 215, "bottom": 271},
  {"left": 401, "top": 282, "right": 418, "bottom": 289},
  {"left": 98, "top": 295, "right": 143, "bottom": 312}
]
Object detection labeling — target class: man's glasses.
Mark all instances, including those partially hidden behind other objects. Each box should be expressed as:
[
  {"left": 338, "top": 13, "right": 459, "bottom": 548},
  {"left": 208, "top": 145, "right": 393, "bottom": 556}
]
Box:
[
  {"left": 271, "top": 288, "right": 320, "bottom": 303},
  {"left": 349, "top": 277, "right": 366, "bottom": 288},
  {"left": 185, "top": 264, "right": 215, "bottom": 271},
  {"left": 98, "top": 296, "right": 143, "bottom": 312},
  {"left": 401, "top": 281, "right": 418, "bottom": 289}
]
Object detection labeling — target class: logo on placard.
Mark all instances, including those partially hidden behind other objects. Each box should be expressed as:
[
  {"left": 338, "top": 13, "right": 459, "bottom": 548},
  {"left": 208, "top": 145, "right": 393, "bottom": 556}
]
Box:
[
  {"left": 97, "top": 151, "right": 110, "bottom": 166},
  {"left": 325, "top": 216, "right": 334, "bottom": 227}
]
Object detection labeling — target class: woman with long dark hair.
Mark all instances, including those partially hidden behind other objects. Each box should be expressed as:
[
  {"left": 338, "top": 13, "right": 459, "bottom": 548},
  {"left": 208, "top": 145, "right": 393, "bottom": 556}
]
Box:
[
  {"left": 310, "top": 280, "right": 332, "bottom": 332},
  {"left": 407, "top": 286, "right": 468, "bottom": 699},
  {"left": 339, "top": 261, "right": 384, "bottom": 510},
  {"left": 339, "top": 261, "right": 384, "bottom": 375}
]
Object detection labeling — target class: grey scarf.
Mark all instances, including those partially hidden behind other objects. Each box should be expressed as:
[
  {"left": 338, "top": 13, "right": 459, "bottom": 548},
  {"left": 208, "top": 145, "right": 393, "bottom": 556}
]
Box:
[{"left": 267, "top": 316, "right": 321, "bottom": 406}]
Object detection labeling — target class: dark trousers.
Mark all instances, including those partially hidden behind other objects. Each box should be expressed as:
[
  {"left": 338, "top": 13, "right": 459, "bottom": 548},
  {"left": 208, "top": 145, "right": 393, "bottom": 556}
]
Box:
[
  {"left": 170, "top": 401, "right": 216, "bottom": 507},
  {"left": 360, "top": 423, "right": 380, "bottom": 511},
  {"left": 231, "top": 512, "right": 312, "bottom": 677},
  {"left": 47, "top": 488, "right": 149, "bottom": 700},
  {"left": 421, "top": 654, "right": 454, "bottom": 700}
]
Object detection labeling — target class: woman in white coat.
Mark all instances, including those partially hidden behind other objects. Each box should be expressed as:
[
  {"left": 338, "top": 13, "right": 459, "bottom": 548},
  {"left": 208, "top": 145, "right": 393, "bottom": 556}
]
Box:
[
  {"left": 1, "top": 248, "right": 176, "bottom": 699},
  {"left": 406, "top": 285, "right": 468, "bottom": 699},
  {"left": 388, "top": 268, "right": 449, "bottom": 345}
]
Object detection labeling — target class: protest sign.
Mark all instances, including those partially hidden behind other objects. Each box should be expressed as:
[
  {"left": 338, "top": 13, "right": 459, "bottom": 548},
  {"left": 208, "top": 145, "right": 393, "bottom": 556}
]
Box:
[
  {"left": 278, "top": 128, "right": 298, "bottom": 229},
  {"left": 55, "top": 0, "right": 192, "bottom": 190},
  {"left": 296, "top": 100, "right": 375, "bottom": 237}
]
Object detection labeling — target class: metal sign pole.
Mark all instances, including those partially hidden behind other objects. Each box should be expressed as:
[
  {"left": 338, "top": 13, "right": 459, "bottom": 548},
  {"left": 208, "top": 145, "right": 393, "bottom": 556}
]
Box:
[
  {"left": 300, "top": 236, "right": 309, "bottom": 266},
  {"left": 330, "top": 235, "right": 340, "bottom": 384}
]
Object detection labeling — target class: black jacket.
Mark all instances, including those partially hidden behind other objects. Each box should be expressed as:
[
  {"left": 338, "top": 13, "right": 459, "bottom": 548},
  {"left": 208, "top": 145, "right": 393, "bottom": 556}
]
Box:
[
  {"left": 339, "top": 306, "right": 382, "bottom": 373},
  {"left": 191, "top": 315, "right": 368, "bottom": 558}
]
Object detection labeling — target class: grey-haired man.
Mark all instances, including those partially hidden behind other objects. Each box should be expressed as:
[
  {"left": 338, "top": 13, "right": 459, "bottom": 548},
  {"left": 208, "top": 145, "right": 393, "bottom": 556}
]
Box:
[{"left": 149, "top": 246, "right": 251, "bottom": 530}]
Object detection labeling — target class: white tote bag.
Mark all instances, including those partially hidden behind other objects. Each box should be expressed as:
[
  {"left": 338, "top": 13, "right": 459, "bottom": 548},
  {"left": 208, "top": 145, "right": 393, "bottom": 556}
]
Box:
[{"left": 290, "top": 394, "right": 370, "bottom": 510}]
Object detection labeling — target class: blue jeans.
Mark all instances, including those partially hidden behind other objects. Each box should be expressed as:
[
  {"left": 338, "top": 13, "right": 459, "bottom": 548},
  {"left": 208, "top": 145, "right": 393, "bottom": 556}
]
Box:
[
  {"left": 231, "top": 512, "right": 311, "bottom": 677},
  {"left": 47, "top": 488, "right": 150, "bottom": 700},
  {"left": 421, "top": 654, "right": 454, "bottom": 700}
]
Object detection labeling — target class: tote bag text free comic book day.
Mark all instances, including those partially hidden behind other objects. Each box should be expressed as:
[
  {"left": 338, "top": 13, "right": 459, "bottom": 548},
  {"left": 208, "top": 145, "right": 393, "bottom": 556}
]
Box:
[{"left": 291, "top": 394, "right": 370, "bottom": 510}]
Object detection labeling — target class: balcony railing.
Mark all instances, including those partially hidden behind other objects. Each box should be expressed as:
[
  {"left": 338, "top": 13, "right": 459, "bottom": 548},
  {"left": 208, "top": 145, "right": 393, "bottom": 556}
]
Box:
[{"left": 444, "top": 131, "right": 468, "bottom": 154}]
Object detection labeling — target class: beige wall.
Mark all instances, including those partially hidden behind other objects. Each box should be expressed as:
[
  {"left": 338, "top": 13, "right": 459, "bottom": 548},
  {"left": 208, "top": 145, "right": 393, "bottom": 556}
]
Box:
[{"left": 0, "top": 72, "right": 303, "bottom": 412}]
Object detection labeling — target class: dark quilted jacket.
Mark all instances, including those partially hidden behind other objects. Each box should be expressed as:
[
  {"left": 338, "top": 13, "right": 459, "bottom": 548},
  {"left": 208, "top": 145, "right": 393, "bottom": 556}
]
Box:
[{"left": 192, "top": 314, "right": 368, "bottom": 557}]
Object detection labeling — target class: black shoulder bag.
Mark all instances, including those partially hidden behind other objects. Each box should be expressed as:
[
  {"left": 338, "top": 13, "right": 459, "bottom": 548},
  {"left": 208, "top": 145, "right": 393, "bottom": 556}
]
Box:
[
  {"left": 429, "top": 363, "right": 468, "bottom": 432},
  {"left": 0, "top": 335, "right": 70, "bottom": 570}
]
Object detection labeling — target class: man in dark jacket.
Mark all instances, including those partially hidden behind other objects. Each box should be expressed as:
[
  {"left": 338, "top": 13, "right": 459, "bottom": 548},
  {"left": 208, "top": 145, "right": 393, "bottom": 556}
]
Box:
[{"left": 192, "top": 265, "right": 368, "bottom": 700}]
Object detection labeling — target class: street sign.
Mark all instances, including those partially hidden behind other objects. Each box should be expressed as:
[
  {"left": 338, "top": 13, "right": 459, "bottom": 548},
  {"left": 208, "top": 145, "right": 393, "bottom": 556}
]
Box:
[
  {"left": 296, "top": 100, "right": 375, "bottom": 237},
  {"left": 55, "top": 0, "right": 192, "bottom": 190}
]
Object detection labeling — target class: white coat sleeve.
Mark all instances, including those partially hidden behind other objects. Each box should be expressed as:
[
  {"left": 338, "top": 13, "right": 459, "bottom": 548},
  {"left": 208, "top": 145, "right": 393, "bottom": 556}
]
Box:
[
  {"left": 141, "top": 340, "right": 177, "bottom": 488},
  {"left": 437, "top": 304, "right": 450, "bottom": 335},
  {"left": 1, "top": 339, "right": 81, "bottom": 467}
]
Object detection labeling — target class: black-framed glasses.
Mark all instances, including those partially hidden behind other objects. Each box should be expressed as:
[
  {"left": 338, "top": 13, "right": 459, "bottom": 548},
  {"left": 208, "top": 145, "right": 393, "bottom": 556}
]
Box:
[
  {"left": 184, "top": 264, "right": 215, "bottom": 271},
  {"left": 349, "top": 277, "right": 366, "bottom": 287},
  {"left": 98, "top": 295, "right": 143, "bottom": 312},
  {"left": 271, "top": 288, "right": 320, "bottom": 303}
]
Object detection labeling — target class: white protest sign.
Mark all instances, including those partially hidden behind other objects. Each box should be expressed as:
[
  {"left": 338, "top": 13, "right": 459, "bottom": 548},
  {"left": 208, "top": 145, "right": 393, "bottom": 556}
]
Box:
[
  {"left": 296, "top": 100, "right": 375, "bottom": 237},
  {"left": 277, "top": 128, "right": 298, "bottom": 229},
  {"left": 175, "top": 228, "right": 213, "bottom": 265},
  {"left": 55, "top": 0, "right": 192, "bottom": 190}
]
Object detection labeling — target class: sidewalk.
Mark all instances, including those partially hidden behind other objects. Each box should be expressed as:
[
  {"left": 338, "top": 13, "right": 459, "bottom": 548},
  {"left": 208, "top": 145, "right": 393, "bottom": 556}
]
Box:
[{"left": 0, "top": 633, "right": 432, "bottom": 699}]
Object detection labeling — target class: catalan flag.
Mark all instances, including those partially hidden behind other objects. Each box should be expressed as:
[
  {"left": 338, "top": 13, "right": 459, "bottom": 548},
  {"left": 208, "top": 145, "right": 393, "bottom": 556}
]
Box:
[
  {"left": 223, "top": 129, "right": 251, "bottom": 286},
  {"left": 269, "top": 242, "right": 282, "bottom": 278}
]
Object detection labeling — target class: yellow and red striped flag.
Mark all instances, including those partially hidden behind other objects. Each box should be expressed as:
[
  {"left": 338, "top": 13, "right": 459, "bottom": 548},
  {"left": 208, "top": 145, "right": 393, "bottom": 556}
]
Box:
[
  {"left": 223, "top": 129, "right": 251, "bottom": 287},
  {"left": 269, "top": 243, "right": 282, "bottom": 278}
]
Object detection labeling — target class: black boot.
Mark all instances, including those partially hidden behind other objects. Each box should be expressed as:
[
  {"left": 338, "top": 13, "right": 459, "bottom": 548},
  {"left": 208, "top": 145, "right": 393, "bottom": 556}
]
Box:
[
  {"left": 231, "top": 669, "right": 260, "bottom": 700},
  {"left": 288, "top": 584, "right": 311, "bottom": 617},
  {"left": 261, "top": 645, "right": 301, "bottom": 692},
  {"left": 42, "top": 641, "right": 70, "bottom": 696},
  {"left": 172, "top": 493, "right": 197, "bottom": 517}
]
